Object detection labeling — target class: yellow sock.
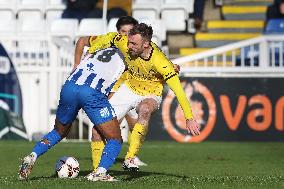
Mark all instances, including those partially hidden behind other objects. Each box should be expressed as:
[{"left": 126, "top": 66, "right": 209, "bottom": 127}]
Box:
[
  {"left": 90, "top": 141, "right": 105, "bottom": 171},
  {"left": 127, "top": 131, "right": 132, "bottom": 145},
  {"left": 125, "top": 123, "right": 147, "bottom": 159}
]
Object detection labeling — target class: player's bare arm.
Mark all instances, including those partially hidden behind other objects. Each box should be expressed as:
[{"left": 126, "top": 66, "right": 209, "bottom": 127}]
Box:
[{"left": 73, "top": 36, "right": 93, "bottom": 71}]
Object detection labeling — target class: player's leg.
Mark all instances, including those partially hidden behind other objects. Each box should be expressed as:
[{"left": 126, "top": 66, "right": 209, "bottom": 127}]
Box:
[
  {"left": 19, "top": 81, "right": 80, "bottom": 180},
  {"left": 125, "top": 109, "right": 138, "bottom": 131},
  {"left": 123, "top": 98, "right": 159, "bottom": 171},
  {"left": 89, "top": 127, "right": 105, "bottom": 173},
  {"left": 87, "top": 121, "right": 122, "bottom": 181},
  {"left": 89, "top": 84, "right": 133, "bottom": 175},
  {"left": 94, "top": 118, "right": 122, "bottom": 181},
  {"left": 81, "top": 89, "right": 123, "bottom": 181},
  {"left": 125, "top": 110, "right": 147, "bottom": 166}
]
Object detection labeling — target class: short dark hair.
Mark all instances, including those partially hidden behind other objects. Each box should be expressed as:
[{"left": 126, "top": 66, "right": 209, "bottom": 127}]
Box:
[
  {"left": 116, "top": 16, "right": 138, "bottom": 31},
  {"left": 128, "top": 23, "right": 153, "bottom": 41}
]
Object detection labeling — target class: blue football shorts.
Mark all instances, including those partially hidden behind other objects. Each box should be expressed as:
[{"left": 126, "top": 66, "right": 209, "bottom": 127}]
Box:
[{"left": 56, "top": 81, "right": 116, "bottom": 126}]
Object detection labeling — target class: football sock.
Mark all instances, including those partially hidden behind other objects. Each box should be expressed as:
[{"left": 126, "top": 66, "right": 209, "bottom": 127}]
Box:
[
  {"left": 98, "top": 139, "right": 121, "bottom": 170},
  {"left": 91, "top": 141, "right": 105, "bottom": 171},
  {"left": 127, "top": 131, "right": 132, "bottom": 144},
  {"left": 125, "top": 123, "right": 147, "bottom": 159},
  {"left": 32, "top": 129, "right": 62, "bottom": 158}
]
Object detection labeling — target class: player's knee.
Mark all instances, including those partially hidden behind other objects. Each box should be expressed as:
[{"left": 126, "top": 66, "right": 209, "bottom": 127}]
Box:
[
  {"left": 54, "top": 119, "right": 71, "bottom": 138},
  {"left": 92, "top": 128, "right": 103, "bottom": 141},
  {"left": 106, "top": 134, "right": 122, "bottom": 143},
  {"left": 138, "top": 106, "right": 153, "bottom": 119}
]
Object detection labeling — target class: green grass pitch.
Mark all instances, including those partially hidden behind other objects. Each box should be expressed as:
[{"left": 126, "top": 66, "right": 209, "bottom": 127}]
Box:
[{"left": 1, "top": 140, "right": 284, "bottom": 189}]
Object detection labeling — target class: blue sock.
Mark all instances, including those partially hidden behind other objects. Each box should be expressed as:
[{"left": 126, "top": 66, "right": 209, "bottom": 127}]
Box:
[
  {"left": 98, "top": 139, "right": 122, "bottom": 170},
  {"left": 32, "top": 129, "right": 62, "bottom": 158}
]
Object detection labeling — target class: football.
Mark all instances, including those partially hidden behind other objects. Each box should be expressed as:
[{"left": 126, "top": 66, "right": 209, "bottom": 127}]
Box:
[{"left": 55, "top": 156, "right": 80, "bottom": 178}]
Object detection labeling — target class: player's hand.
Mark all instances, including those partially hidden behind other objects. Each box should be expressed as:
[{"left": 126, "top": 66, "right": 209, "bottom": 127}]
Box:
[
  {"left": 186, "top": 119, "right": 200, "bottom": 136},
  {"left": 173, "top": 64, "right": 180, "bottom": 73}
]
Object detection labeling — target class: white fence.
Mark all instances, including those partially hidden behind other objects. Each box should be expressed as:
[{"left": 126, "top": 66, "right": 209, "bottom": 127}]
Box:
[
  {"left": 173, "top": 35, "right": 284, "bottom": 77},
  {"left": 1, "top": 34, "right": 284, "bottom": 141}
]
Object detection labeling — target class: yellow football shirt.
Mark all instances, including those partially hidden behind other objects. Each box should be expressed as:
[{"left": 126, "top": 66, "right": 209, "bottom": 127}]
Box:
[
  {"left": 89, "top": 33, "right": 177, "bottom": 96},
  {"left": 88, "top": 32, "right": 193, "bottom": 119}
]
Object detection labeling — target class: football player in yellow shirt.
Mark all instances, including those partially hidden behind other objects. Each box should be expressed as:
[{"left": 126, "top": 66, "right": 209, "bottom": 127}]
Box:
[
  {"left": 88, "top": 24, "right": 199, "bottom": 176},
  {"left": 75, "top": 20, "right": 199, "bottom": 179},
  {"left": 75, "top": 16, "right": 150, "bottom": 171}
]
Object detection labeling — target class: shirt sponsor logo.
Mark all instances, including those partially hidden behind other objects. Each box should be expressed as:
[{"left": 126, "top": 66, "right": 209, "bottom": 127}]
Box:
[{"left": 100, "top": 107, "right": 110, "bottom": 118}]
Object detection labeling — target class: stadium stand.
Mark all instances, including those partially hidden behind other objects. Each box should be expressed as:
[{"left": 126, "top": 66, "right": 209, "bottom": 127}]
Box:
[{"left": 181, "top": 0, "right": 272, "bottom": 58}]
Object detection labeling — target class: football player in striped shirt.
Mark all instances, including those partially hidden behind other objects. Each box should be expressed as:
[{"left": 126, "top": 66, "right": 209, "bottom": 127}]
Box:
[{"left": 19, "top": 46, "right": 126, "bottom": 181}]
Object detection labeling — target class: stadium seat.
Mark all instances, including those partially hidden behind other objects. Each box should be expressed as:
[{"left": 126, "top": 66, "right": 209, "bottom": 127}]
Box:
[
  {"left": 107, "top": 18, "right": 119, "bottom": 32},
  {"left": 18, "top": 0, "right": 46, "bottom": 14},
  {"left": 0, "top": 0, "right": 18, "bottom": 13},
  {"left": 46, "top": 0, "right": 66, "bottom": 10},
  {"left": 132, "top": 9, "right": 158, "bottom": 21},
  {"left": 18, "top": 10, "right": 43, "bottom": 21},
  {"left": 49, "top": 19, "right": 79, "bottom": 41},
  {"left": 161, "top": 0, "right": 193, "bottom": 32},
  {"left": 77, "top": 18, "right": 106, "bottom": 37},
  {"left": 45, "top": 9, "right": 63, "bottom": 23},
  {"left": 18, "top": 19, "right": 46, "bottom": 35},
  {"left": 132, "top": 0, "right": 161, "bottom": 20},
  {"left": 161, "top": 9, "right": 187, "bottom": 31},
  {"left": 0, "top": 9, "right": 15, "bottom": 20},
  {"left": 264, "top": 19, "right": 284, "bottom": 34},
  {"left": 161, "top": 0, "right": 194, "bottom": 14}
]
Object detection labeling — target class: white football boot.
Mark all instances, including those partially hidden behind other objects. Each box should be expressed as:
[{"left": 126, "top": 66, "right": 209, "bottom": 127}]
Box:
[
  {"left": 133, "top": 156, "right": 148, "bottom": 166},
  {"left": 19, "top": 154, "right": 35, "bottom": 180},
  {"left": 122, "top": 157, "right": 139, "bottom": 172},
  {"left": 87, "top": 172, "right": 118, "bottom": 182}
]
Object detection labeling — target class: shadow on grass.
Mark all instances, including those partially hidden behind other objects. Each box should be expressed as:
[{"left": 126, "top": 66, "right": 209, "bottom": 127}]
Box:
[
  {"left": 80, "top": 169, "right": 190, "bottom": 182},
  {"left": 29, "top": 174, "right": 57, "bottom": 180}
]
